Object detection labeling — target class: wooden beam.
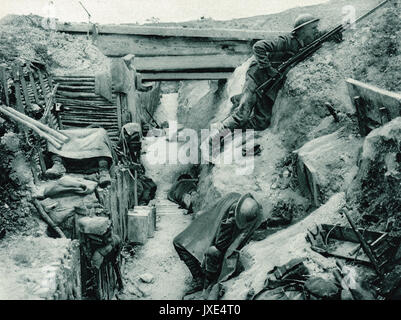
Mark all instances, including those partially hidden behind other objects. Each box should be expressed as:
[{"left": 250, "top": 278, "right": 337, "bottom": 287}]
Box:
[
  {"left": 347, "top": 78, "right": 401, "bottom": 100},
  {"left": 58, "top": 85, "right": 95, "bottom": 91},
  {"left": 140, "top": 72, "right": 232, "bottom": 81},
  {"left": 28, "top": 71, "right": 40, "bottom": 104},
  {"left": 116, "top": 94, "right": 122, "bottom": 131},
  {"left": 18, "top": 65, "right": 32, "bottom": 110},
  {"left": 57, "top": 22, "right": 282, "bottom": 40},
  {"left": 134, "top": 54, "right": 248, "bottom": 72},
  {"left": 346, "top": 78, "right": 401, "bottom": 135},
  {"left": 56, "top": 91, "right": 105, "bottom": 98},
  {"left": 37, "top": 70, "right": 49, "bottom": 107},
  {"left": 11, "top": 64, "right": 24, "bottom": 113},
  {"left": 0, "top": 65, "right": 9, "bottom": 106},
  {"left": 94, "top": 33, "right": 254, "bottom": 57}
]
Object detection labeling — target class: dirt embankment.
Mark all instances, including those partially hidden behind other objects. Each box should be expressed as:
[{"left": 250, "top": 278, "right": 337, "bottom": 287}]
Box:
[
  {"left": 0, "top": 14, "right": 110, "bottom": 237},
  {"left": 0, "top": 14, "right": 109, "bottom": 75},
  {"left": 177, "top": 0, "right": 401, "bottom": 299},
  {"left": 143, "top": 0, "right": 379, "bottom": 32}
]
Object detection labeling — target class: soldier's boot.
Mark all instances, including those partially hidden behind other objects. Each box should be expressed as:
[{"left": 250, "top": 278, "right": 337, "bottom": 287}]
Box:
[
  {"left": 201, "top": 271, "right": 219, "bottom": 299},
  {"left": 201, "top": 246, "right": 221, "bottom": 298},
  {"left": 185, "top": 275, "right": 205, "bottom": 296},
  {"left": 45, "top": 155, "right": 66, "bottom": 179},
  {"left": 98, "top": 159, "right": 111, "bottom": 188}
]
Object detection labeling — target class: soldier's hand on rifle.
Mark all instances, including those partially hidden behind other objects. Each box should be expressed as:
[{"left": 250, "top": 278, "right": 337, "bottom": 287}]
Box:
[
  {"left": 322, "top": 29, "right": 343, "bottom": 43},
  {"left": 266, "top": 66, "right": 280, "bottom": 77},
  {"left": 331, "top": 31, "right": 343, "bottom": 43}
]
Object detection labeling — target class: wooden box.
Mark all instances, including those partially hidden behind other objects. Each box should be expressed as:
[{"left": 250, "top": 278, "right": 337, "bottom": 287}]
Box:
[{"left": 127, "top": 206, "right": 156, "bottom": 244}]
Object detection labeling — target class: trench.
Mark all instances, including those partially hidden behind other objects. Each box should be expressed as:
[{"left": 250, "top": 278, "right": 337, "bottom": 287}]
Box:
[
  {"left": 2, "top": 1, "right": 400, "bottom": 301},
  {"left": 118, "top": 90, "right": 199, "bottom": 300}
]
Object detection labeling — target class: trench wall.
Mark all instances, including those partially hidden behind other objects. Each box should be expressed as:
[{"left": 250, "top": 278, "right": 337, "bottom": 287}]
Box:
[{"left": 0, "top": 237, "right": 81, "bottom": 300}]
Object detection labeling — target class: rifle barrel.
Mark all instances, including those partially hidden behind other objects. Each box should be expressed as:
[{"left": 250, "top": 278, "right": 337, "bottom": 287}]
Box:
[
  {"left": 354, "top": 0, "right": 388, "bottom": 24},
  {"left": 256, "top": 0, "right": 390, "bottom": 94}
]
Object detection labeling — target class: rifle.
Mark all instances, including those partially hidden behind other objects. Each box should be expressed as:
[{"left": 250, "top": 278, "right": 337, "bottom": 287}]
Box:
[
  {"left": 255, "top": 0, "right": 389, "bottom": 97},
  {"left": 144, "top": 106, "right": 160, "bottom": 128}
]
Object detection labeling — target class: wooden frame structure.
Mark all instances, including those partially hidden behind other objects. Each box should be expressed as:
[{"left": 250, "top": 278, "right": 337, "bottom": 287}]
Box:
[
  {"left": 56, "top": 23, "right": 282, "bottom": 81},
  {"left": 346, "top": 78, "right": 401, "bottom": 136}
]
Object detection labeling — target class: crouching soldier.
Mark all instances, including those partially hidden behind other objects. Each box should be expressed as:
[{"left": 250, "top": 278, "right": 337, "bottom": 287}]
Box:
[
  {"left": 167, "top": 174, "right": 198, "bottom": 213},
  {"left": 173, "top": 193, "right": 262, "bottom": 299},
  {"left": 211, "top": 13, "right": 342, "bottom": 133}
]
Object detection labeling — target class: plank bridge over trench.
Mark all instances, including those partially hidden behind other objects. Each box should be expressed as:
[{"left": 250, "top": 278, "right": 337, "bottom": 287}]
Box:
[{"left": 56, "top": 23, "right": 282, "bottom": 81}]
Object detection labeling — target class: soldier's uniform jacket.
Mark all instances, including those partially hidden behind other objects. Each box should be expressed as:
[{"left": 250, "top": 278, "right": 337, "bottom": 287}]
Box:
[
  {"left": 222, "top": 33, "right": 304, "bottom": 130},
  {"left": 249, "top": 33, "right": 304, "bottom": 101}
]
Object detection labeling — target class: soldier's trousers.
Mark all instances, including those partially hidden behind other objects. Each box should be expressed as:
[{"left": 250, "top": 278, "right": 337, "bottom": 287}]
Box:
[
  {"left": 173, "top": 242, "right": 223, "bottom": 281},
  {"left": 224, "top": 78, "right": 275, "bottom": 130}
]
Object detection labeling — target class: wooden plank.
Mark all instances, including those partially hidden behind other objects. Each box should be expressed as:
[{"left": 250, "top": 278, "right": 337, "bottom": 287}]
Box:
[
  {"left": 116, "top": 170, "right": 126, "bottom": 241},
  {"left": 57, "top": 22, "right": 281, "bottom": 40},
  {"left": 61, "top": 105, "right": 117, "bottom": 111},
  {"left": 61, "top": 117, "right": 118, "bottom": 122},
  {"left": 56, "top": 91, "right": 106, "bottom": 98},
  {"left": 116, "top": 94, "right": 122, "bottom": 132},
  {"left": 63, "top": 108, "right": 117, "bottom": 113},
  {"left": 62, "top": 111, "right": 117, "bottom": 117},
  {"left": 134, "top": 170, "right": 138, "bottom": 206},
  {"left": 61, "top": 119, "right": 117, "bottom": 125},
  {"left": 0, "top": 65, "right": 9, "bottom": 106},
  {"left": 61, "top": 116, "right": 118, "bottom": 122},
  {"left": 60, "top": 111, "right": 117, "bottom": 117},
  {"left": 120, "top": 94, "right": 130, "bottom": 126},
  {"left": 346, "top": 78, "right": 401, "bottom": 135},
  {"left": 37, "top": 70, "right": 49, "bottom": 107},
  {"left": 56, "top": 99, "right": 116, "bottom": 107},
  {"left": 140, "top": 71, "right": 232, "bottom": 81},
  {"left": 122, "top": 170, "right": 130, "bottom": 238},
  {"left": 47, "top": 73, "right": 54, "bottom": 90},
  {"left": 58, "top": 85, "right": 95, "bottom": 91},
  {"left": 95, "top": 33, "right": 255, "bottom": 57},
  {"left": 63, "top": 106, "right": 117, "bottom": 112},
  {"left": 134, "top": 54, "right": 248, "bottom": 72},
  {"left": 56, "top": 96, "right": 117, "bottom": 103},
  {"left": 28, "top": 71, "right": 40, "bottom": 104},
  {"left": 18, "top": 65, "right": 32, "bottom": 109},
  {"left": 53, "top": 75, "right": 94, "bottom": 79},
  {"left": 54, "top": 82, "right": 95, "bottom": 87},
  {"left": 110, "top": 180, "right": 121, "bottom": 238},
  {"left": 11, "top": 64, "right": 24, "bottom": 113}
]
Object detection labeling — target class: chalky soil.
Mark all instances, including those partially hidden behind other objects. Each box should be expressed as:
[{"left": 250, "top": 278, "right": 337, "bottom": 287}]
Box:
[{"left": 118, "top": 93, "right": 194, "bottom": 300}]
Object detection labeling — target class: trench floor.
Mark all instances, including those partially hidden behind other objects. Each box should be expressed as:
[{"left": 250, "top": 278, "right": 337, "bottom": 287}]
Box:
[{"left": 117, "top": 192, "right": 193, "bottom": 300}]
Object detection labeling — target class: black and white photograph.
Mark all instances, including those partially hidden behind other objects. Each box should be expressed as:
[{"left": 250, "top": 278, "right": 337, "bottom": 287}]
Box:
[{"left": 0, "top": 0, "right": 400, "bottom": 310}]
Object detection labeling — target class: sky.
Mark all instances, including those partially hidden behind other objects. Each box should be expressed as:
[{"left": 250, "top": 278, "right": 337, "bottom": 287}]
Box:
[{"left": 0, "top": 0, "right": 330, "bottom": 25}]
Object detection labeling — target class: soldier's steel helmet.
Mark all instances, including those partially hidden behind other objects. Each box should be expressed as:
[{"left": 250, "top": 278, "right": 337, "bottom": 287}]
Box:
[
  {"left": 292, "top": 14, "right": 320, "bottom": 32},
  {"left": 234, "top": 193, "right": 260, "bottom": 229}
]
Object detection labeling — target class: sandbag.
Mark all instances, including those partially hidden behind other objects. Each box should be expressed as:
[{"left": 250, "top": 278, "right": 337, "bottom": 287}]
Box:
[
  {"left": 253, "top": 284, "right": 305, "bottom": 300},
  {"left": 42, "top": 189, "right": 99, "bottom": 239},
  {"left": 44, "top": 175, "right": 98, "bottom": 198},
  {"left": 304, "top": 277, "right": 340, "bottom": 300}
]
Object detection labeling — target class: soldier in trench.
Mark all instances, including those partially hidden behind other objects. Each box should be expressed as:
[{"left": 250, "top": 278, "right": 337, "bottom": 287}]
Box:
[
  {"left": 173, "top": 193, "right": 262, "bottom": 299},
  {"left": 211, "top": 14, "right": 342, "bottom": 133}
]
